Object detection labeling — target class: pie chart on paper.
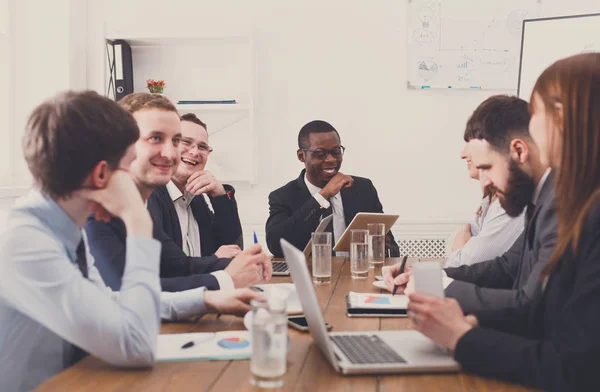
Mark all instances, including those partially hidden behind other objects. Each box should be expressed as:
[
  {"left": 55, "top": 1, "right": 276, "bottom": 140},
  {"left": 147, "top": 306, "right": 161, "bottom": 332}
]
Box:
[{"left": 217, "top": 337, "right": 250, "bottom": 350}]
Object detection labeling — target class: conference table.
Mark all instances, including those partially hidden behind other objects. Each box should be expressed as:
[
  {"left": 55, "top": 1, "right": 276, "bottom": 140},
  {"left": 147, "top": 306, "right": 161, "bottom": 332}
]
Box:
[{"left": 36, "top": 257, "right": 536, "bottom": 391}]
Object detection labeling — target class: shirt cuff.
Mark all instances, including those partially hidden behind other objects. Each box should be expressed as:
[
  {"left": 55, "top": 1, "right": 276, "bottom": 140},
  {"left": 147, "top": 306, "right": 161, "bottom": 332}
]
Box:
[
  {"left": 159, "top": 286, "right": 208, "bottom": 321},
  {"left": 442, "top": 270, "right": 454, "bottom": 289},
  {"left": 211, "top": 270, "right": 235, "bottom": 291},
  {"left": 313, "top": 193, "right": 330, "bottom": 209}
]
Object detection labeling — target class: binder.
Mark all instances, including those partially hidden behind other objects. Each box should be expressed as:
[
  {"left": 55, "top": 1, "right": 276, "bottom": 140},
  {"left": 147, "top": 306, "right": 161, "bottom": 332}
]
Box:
[{"left": 106, "top": 39, "right": 133, "bottom": 101}]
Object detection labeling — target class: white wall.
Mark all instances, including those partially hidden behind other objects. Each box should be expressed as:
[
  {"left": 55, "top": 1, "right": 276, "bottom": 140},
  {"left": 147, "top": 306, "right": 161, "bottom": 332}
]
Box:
[{"left": 3, "top": 0, "right": 599, "bottom": 241}]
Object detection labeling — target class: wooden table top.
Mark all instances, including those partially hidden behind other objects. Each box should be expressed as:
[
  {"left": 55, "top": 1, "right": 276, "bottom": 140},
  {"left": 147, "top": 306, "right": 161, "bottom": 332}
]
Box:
[{"left": 36, "top": 257, "right": 535, "bottom": 391}]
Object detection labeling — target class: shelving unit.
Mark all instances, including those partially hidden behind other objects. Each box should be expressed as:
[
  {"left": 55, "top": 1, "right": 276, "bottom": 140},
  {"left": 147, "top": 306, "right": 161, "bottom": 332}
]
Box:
[{"left": 104, "top": 27, "right": 258, "bottom": 184}]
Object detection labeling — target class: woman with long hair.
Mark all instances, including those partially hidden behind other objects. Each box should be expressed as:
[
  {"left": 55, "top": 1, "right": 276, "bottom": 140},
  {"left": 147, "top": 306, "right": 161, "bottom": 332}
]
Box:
[{"left": 407, "top": 53, "right": 600, "bottom": 391}]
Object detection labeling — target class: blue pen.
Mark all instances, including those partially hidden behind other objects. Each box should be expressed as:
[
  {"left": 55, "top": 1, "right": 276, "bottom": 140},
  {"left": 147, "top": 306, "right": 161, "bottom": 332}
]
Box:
[{"left": 254, "top": 232, "right": 264, "bottom": 280}]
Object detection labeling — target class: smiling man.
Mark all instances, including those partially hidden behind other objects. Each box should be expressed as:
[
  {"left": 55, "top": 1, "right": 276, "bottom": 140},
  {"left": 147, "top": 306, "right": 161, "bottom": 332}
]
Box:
[
  {"left": 147, "top": 113, "right": 243, "bottom": 263},
  {"left": 266, "top": 120, "right": 399, "bottom": 258}
]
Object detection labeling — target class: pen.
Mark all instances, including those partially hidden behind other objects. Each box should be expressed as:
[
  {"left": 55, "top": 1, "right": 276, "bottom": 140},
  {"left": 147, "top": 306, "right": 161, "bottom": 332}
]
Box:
[
  {"left": 392, "top": 255, "right": 408, "bottom": 296},
  {"left": 254, "top": 232, "right": 264, "bottom": 280}
]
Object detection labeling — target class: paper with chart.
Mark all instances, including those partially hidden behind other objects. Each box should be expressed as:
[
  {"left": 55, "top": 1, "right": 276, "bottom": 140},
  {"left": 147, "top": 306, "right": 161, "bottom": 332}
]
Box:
[
  {"left": 407, "top": 0, "right": 541, "bottom": 89},
  {"left": 348, "top": 291, "right": 408, "bottom": 309},
  {"left": 157, "top": 331, "right": 252, "bottom": 362}
]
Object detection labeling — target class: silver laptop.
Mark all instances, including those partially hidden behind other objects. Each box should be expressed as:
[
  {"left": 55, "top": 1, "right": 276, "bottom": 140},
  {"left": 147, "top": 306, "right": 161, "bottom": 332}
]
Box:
[
  {"left": 272, "top": 215, "right": 332, "bottom": 276},
  {"left": 280, "top": 239, "right": 460, "bottom": 375}
]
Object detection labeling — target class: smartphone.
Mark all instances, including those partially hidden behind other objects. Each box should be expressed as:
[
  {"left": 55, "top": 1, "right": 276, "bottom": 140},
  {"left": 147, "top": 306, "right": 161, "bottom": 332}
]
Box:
[{"left": 287, "top": 315, "right": 332, "bottom": 332}]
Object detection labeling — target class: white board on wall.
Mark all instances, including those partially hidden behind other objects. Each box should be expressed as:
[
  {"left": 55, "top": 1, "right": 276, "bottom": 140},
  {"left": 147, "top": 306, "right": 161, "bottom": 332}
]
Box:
[
  {"left": 518, "top": 13, "right": 600, "bottom": 102},
  {"left": 407, "top": 0, "right": 541, "bottom": 90}
]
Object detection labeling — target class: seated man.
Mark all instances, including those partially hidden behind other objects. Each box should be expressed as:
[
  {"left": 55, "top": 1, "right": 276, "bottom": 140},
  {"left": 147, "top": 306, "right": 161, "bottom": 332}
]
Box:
[
  {"left": 147, "top": 113, "right": 243, "bottom": 262},
  {"left": 86, "top": 93, "right": 272, "bottom": 292},
  {"left": 384, "top": 95, "right": 557, "bottom": 313},
  {"left": 0, "top": 91, "right": 262, "bottom": 391},
  {"left": 266, "top": 120, "right": 400, "bottom": 258}
]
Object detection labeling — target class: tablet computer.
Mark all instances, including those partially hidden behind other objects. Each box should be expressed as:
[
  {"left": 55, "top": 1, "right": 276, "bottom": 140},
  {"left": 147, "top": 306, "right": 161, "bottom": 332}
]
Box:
[{"left": 332, "top": 212, "right": 399, "bottom": 252}]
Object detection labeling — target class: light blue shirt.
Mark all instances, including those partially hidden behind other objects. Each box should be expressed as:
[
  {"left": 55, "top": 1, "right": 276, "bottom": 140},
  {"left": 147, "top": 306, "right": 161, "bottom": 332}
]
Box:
[{"left": 0, "top": 191, "right": 162, "bottom": 391}]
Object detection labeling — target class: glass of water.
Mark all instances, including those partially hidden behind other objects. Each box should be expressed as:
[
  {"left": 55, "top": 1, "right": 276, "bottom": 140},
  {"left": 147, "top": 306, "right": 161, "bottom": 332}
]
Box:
[
  {"left": 250, "top": 289, "right": 288, "bottom": 389},
  {"left": 312, "top": 232, "right": 332, "bottom": 284},
  {"left": 350, "top": 229, "right": 369, "bottom": 279},
  {"left": 368, "top": 223, "right": 386, "bottom": 268}
]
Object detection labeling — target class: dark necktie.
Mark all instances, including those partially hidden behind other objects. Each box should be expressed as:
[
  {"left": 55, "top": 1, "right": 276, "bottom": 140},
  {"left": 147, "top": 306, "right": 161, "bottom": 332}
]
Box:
[
  {"left": 66, "top": 239, "right": 89, "bottom": 366},
  {"left": 75, "top": 239, "right": 88, "bottom": 279},
  {"left": 526, "top": 202, "right": 536, "bottom": 226}
]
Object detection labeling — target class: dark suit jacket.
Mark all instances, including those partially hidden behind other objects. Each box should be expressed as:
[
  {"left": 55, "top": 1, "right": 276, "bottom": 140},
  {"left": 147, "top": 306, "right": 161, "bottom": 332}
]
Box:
[
  {"left": 266, "top": 170, "right": 400, "bottom": 258},
  {"left": 147, "top": 184, "right": 243, "bottom": 256},
  {"left": 85, "top": 216, "right": 232, "bottom": 292},
  {"left": 444, "top": 171, "right": 557, "bottom": 313},
  {"left": 454, "top": 198, "right": 600, "bottom": 391}
]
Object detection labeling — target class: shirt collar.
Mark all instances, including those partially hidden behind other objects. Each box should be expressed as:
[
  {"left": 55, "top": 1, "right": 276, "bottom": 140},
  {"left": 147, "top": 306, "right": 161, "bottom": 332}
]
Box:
[
  {"left": 166, "top": 181, "right": 184, "bottom": 202},
  {"left": 304, "top": 173, "right": 323, "bottom": 196},
  {"left": 532, "top": 168, "right": 551, "bottom": 206},
  {"left": 16, "top": 190, "right": 82, "bottom": 258}
]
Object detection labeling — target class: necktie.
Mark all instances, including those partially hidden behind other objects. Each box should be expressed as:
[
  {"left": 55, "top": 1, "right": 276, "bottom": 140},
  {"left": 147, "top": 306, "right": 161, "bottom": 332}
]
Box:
[
  {"left": 75, "top": 239, "right": 88, "bottom": 279},
  {"left": 526, "top": 202, "right": 535, "bottom": 226}
]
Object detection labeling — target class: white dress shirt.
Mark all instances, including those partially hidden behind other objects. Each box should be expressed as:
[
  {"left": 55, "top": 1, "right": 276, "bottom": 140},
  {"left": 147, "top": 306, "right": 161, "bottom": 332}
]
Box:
[
  {"left": 304, "top": 175, "right": 347, "bottom": 255},
  {"left": 445, "top": 197, "right": 525, "bottom": 268},
  {"left": 166, "top": 181, "right": 234, "bottom": 290}
]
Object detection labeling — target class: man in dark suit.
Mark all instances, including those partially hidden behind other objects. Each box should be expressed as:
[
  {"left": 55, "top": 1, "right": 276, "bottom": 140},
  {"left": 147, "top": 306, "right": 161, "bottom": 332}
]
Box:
[
  {"left": 86, "top": 93, "right": 271, "bottom": 292},
  {"left": 266, "top": 120, "right": 400, "bottom": 258},
  {"left": 147, "top": 113, "right": 243, "bottom": 263},
  {"left": 384, "top": 95, "right": 556, "bottom": 313}
]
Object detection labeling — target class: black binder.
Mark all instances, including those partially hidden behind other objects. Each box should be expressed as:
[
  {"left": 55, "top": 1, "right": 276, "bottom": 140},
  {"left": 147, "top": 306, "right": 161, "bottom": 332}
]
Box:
[{"left": 106, "top": 39, "right": 133, "bottom": 101}]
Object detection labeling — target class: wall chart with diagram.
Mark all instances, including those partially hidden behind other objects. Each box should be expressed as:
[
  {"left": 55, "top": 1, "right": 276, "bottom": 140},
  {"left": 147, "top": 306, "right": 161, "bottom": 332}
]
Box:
[{"left": 407, "top": 0, "right": 541, "bottom": 89}]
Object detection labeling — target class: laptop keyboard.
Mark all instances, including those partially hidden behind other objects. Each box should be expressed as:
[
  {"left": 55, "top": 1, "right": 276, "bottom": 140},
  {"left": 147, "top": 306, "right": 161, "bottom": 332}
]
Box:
[
  {"left": 272, "top": 262, "right": 289, "bottom": 273},
  {"left": 330, "top": 335, "right": 407, "bottom": 365}
]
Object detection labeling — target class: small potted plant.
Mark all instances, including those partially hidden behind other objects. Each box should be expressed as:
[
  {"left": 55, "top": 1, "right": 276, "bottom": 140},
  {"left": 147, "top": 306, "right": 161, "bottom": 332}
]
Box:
[{"left": 146, "top": 79, "right": 165, "bottom": 94}]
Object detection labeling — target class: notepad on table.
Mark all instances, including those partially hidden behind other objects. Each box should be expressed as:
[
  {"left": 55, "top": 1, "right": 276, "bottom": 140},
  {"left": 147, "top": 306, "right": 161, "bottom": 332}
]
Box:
[
  {"left": 345, "top": 291, "right": 408, "bottom": 317},
  {"left": 157, "top": 331, "right": 252, "bottom": 362}
]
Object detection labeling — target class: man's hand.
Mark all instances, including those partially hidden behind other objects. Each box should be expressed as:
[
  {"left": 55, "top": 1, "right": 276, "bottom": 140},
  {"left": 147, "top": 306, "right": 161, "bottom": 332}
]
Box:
[
  {"left": 204, "top": 288, "right": 265, "bottom": 315},
  {"left": 407, "top": 293, "right": 473, "bottom": 351},
  {"left": 215, "top": 245, "right": 242, "bottom": 259},
  {"left": 185, "top": 170, "right": 226, "bottom": 197},
  {"left": 224, "top": 244, "right": 273, "bottom": 288},
  {"left": 451, "top": 224, "right": 472, "bottom": 252},
  {"left": 76, "top": 170, "right": 152, "bottom": 238},
  {"left": 319, "top": 172, "right": 354, "bottom": 199},
  {"left": 383, "top": 264, "right": 413, "bottom": 294}
]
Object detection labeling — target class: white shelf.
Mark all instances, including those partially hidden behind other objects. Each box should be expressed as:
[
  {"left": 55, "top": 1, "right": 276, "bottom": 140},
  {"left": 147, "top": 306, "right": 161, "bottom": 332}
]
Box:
[
  {"left": 106, "top": 35, "right": 250, "bottom": 47},
  {"left": 176, "top": 103, "right": 249, "bottom": 113}
]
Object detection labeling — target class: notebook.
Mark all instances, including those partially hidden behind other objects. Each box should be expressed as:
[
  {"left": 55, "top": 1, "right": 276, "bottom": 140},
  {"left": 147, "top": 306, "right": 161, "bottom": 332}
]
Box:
[
  {"left": 345, "top": 291, "right": 408, "bottom": 317},
  {"left": 156, "top": 331, "right": 252, "bottom": 362}
]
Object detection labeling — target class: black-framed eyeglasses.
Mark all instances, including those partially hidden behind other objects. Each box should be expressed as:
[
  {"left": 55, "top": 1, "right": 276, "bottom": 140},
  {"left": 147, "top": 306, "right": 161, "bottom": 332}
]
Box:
[
  {"left": 180, "top": 138, "right": 213, "bottom": 154},
  {"left": 302, "top": 145, "right": 345, "bottom": 160}
]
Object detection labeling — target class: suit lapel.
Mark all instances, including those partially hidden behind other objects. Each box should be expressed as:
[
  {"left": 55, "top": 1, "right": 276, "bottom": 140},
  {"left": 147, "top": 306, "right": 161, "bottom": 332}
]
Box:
[
  {"left": 340, "top": 185, "right": 357, "bottom": 226},
  {"left": 526, "top": 172, "right": 554, "bottom": 249}
]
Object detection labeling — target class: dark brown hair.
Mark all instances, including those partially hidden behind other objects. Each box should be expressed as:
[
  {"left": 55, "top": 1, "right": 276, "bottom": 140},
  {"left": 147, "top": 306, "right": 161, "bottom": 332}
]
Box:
[
  {"left": 118, "top": 92, "right": 178, "bottom": 114},
  {"left": 534, "top": 53, "right": 600, "bottom": 277},
  {"left": 23, "top": 90, "right": 139, "bottom": 198},
  {"left": 181, "top": 113, "right": 207, "bottom": 131},
  {"left": 463, "top": 95, "right": 531, "bottom": 153}
]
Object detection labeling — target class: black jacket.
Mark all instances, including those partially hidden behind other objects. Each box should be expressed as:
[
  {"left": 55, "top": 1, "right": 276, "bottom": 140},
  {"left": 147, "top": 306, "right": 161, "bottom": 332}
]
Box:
[
  {"left": 147, "top": 184, "right": 243, "bottom": 255},
  {"left": 455, "top": 196, "right": 600, "bottom": 391},
  {"left": 444, "top": 172, "right": 558, "bottom": 313},
  {"left": 266, "top": 170, "right": 400, "bottom": 258},
  {"left": 85, "top": 215, "right": 231, "bottom": 291}
]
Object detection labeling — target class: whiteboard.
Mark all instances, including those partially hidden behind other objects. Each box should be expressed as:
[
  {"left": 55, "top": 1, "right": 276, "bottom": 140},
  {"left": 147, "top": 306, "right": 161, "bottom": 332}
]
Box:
[
  {"left": 407, "top": 0, "right": 541, "bottom": 90},
  {"left": 518, "top": 13, "right": 600, "bottom": 102}
]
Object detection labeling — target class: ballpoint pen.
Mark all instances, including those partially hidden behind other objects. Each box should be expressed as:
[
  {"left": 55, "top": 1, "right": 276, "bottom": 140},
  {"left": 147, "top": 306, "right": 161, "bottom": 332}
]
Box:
[{"left": 392, "top": 255, "right": 408, "bottom": 296}]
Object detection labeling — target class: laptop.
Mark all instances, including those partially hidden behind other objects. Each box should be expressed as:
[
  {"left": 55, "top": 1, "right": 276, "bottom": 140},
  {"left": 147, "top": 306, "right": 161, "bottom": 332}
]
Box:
[
  {"left": 280, "top": 239, "right": 460, "bottom": 375},
  {"left": 272, "top": 215, "right": 333, "bottom": 276}
]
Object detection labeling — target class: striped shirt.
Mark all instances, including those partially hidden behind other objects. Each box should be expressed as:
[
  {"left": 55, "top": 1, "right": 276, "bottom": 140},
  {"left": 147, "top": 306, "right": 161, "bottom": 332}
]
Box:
[{"left": 445, "top": 197, "right": 525, "bottom": 268}]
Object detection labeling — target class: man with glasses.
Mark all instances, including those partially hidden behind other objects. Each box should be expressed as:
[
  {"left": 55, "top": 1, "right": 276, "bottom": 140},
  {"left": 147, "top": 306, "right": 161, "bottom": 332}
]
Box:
[
  {"left": 266, "top": 120, "right": 400, "bottom": 258},
  {"left": 147, "top": 113, "right": 244, "bottom": 289}
]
